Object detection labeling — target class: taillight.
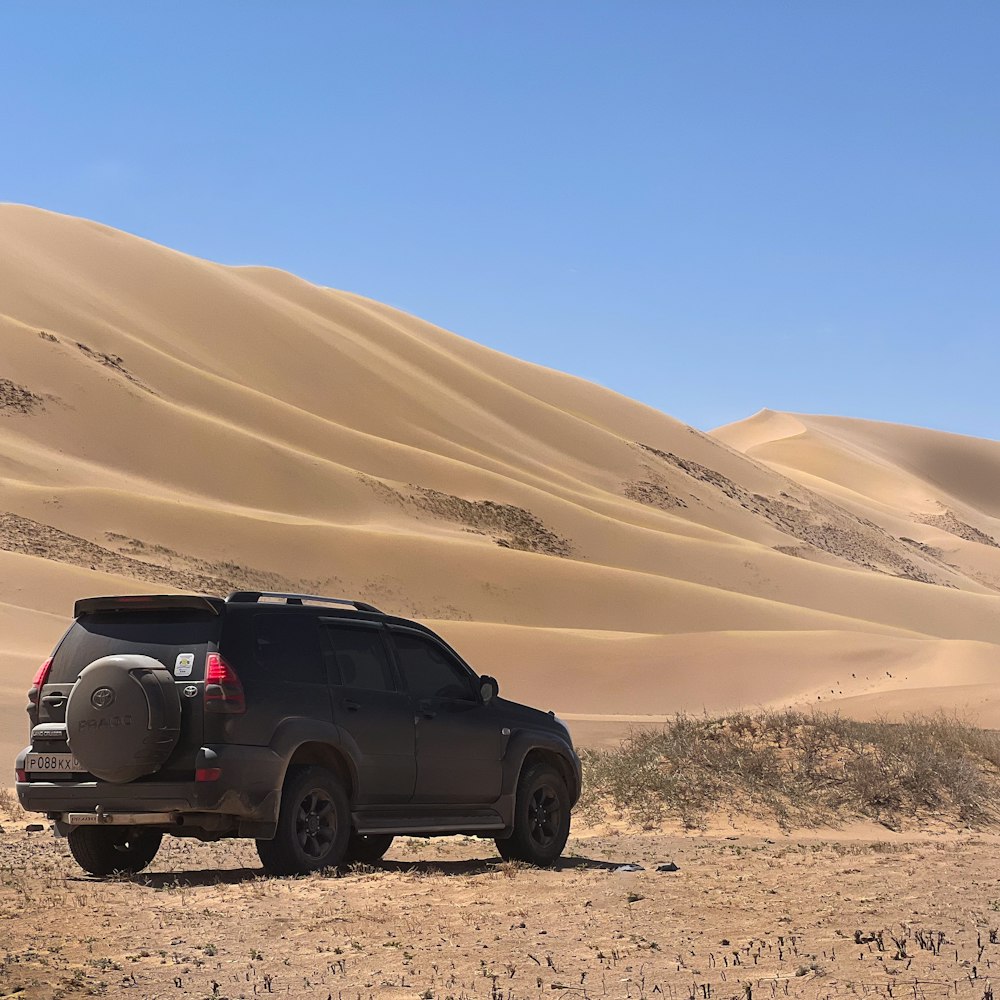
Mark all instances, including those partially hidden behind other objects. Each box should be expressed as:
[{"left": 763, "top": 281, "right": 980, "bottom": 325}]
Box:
[
  {"left": 204, "top": 652, "right": 245, "bottom": 714},
  {"left": 27, "top": 657, "right": 53, "bottom": 708},
  {"left": 195, "top": 767, "right": 222, "bottom": 782},
  {"left": 15, "top": 768, "right": 27, "bottom": 782}
]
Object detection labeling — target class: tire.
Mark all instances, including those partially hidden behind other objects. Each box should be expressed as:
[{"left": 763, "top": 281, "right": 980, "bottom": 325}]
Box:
[
  {"left": 256, "top": 766, "right": 350, "bottom": 876},
  {"left": 495, "top": 762, "right": 570, "bottom": 867},
  {"left": 343, "top": 833, "right": 394, "bottom": 865},
  {"left": 66, "top": 655, "right": 182, "bottom": 783},
  {"left": 67, "top": 826, "right": 162, "bottom": 876}
]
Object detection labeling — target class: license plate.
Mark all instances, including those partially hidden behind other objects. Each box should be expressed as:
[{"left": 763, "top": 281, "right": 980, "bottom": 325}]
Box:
[{"left": 26, "top": 753, "right": 84, "bottom": 774}]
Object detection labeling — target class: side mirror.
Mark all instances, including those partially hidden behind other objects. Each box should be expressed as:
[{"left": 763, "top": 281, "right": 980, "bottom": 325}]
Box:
[{"left": 479, "top": 675, "right": 499, "bottom": 704}]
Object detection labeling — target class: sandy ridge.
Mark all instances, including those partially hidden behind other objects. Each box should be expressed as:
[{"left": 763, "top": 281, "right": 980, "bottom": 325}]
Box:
[{"left": 1, "top": 204, "right": 999, "bottom": 767}]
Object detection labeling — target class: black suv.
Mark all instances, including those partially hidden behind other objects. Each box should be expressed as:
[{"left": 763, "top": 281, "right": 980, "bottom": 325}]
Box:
[{"left": 15, "top": 592, "right": 581, "bottom": 877}]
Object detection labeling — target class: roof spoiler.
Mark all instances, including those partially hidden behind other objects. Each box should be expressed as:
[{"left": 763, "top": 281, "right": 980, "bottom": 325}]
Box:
[
  {"left": 74, "top": 595, "right": 226, "bottom": 617},
  {"left": 226, "top": 591, "right": 383, "bottom": 613}
]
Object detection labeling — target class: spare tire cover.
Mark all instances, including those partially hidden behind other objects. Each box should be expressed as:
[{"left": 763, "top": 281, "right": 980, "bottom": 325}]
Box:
[{"left": 66, "top": 654, "right": 182, "bottom": 784}]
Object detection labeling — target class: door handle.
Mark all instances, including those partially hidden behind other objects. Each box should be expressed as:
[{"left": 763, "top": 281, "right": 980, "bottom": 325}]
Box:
[
  {"left": 41, "top": 694, "right": 67, "bottom": 706},
  {"left": 342, "top": 699, "right": 361, "bottom": 712},
  {"left": 418, "top": 700, "right": 436, "bottom": 719}
]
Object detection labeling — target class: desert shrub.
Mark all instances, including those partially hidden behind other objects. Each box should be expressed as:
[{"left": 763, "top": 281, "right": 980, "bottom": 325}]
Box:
[
  {"left": 579, "top": 711, "right": 1000, "bottom": 830},
  {"left": 840, "top": 713, "right": 998, "bottom": 824},
  {"left": 0, "top": 786, "right": 25, "bottom": 821}
]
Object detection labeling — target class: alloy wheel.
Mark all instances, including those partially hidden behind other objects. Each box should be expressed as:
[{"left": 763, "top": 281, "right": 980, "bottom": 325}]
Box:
[
  {"left": 528, "top": 783, "right": 562, "bottom": 849},
  {"left": 295, "top": 788, "right": 337, "bottom": 860}
]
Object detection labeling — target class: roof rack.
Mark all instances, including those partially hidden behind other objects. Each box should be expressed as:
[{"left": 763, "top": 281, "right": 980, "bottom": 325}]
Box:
[{"left": 225, "top": 591, "right": 383, "bottom": 614}]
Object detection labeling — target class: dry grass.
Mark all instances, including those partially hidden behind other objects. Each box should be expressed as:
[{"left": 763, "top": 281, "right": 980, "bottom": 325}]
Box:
[
  {"left": 0, "top": 786, "right": 25, "bottom": 822},
  {"left": 579, "top": 710, "right": 1000, "bottom": 830}
]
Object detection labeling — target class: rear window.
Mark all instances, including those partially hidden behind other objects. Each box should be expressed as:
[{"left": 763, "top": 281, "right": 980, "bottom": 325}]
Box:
[
  {"left": 253, "top": 615, "right": 325, "bottom": 684},
  {"left": 49, "top": 613, "right": 220, "bottom": 683}
]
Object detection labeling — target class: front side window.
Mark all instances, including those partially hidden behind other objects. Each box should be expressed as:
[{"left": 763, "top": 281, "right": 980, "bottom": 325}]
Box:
[{"left": 392, "top": 632, "right": 475, "bottom": 702}]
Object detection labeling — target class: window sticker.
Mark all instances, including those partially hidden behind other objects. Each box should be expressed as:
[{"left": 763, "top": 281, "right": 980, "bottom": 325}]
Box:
[{"left": 174, "top": 653, "right": 195, "bottom": 677}]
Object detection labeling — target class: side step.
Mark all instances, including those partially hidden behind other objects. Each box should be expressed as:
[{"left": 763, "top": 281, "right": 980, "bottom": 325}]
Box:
[{"left": 353, "top": 813, "right": 505, "bottom": 836}]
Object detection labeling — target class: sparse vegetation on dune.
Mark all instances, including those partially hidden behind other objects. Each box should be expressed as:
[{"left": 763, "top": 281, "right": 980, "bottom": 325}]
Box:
[{"left": 580, "top": 711, "right": 1000, "bottom": 830}]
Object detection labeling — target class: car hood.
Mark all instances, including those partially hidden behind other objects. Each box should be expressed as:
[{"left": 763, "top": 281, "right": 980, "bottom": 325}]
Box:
[{"left": 495, "top": 698, "right": 571, "bottom": 742}]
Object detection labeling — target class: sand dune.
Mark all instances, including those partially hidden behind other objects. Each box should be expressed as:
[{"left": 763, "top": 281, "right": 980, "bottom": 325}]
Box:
[
  {"left": 2, "top": 203, "right": 999, "bottom": 764},
  {"left": 714, "top": 410, "right": 1000, "bottom": 595}
]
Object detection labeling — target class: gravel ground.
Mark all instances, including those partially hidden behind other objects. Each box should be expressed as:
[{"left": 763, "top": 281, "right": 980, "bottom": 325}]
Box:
[{"left": 3, "top": 804, "right": 1000, "bottom": 999}]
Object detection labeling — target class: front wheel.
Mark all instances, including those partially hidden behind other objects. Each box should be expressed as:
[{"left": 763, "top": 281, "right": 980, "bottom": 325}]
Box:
[
  {"left": 495, "top": 762, "right": 570, "bottom": 867},
  {"left": 67, "top": 826, "right": 162, "bottom": 876},
  {"left": 256, "top": 766, "right": 350, "bottom": 876}
]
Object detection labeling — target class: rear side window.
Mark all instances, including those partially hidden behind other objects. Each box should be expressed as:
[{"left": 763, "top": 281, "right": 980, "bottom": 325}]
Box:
[
  {"left": 253, "top": 615, "right": 325, "bottom": 684},
  {"left": 320, "top": 624, "right": 394, "bottom": 692},
  {"left": 391, "top": 631, "right": 476, "bottom": 702},
  {"left": 50, "top": 613, "right": 219, "bottom": 683}
]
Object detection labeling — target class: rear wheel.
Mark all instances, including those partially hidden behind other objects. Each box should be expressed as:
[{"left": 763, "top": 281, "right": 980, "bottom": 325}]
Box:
[
  {"left": 67, "top": 826, "right": 162, "bottom": 876},
  {"left": 256, "top": 766, "right": 350, "bottom": 876},
  {"left": 495, "top": 762, "right": 570, "bottom": 867},
  {"left": 343, "top": 832, "right": 394, "bottom": 865}
]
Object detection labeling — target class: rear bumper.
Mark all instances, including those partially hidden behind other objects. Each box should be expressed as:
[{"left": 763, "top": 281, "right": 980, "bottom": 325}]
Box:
[{"left": 15, "top": 744, "right": 283, "bottom": 827}]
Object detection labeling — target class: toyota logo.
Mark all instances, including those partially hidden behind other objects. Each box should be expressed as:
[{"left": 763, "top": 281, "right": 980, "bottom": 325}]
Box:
[{"left": 90, "top": 687, "right": 116, "bottom": 710}]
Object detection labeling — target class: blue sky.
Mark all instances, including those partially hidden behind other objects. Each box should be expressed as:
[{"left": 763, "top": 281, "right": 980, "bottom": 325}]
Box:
[{"left": 2, "top": 3, "right": 998, "bottom": 438}]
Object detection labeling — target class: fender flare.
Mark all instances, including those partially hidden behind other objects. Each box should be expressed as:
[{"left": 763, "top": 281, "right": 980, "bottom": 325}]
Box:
[
  {"left": 268, "top": 718, "right": 359, "bottom": 797},
  {"left": 502, "top": 730, "right": 580, "bottom": 803}
]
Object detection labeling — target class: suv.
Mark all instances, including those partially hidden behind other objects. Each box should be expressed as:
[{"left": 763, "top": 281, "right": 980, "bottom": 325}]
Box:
[{"left": 15, "top": 592, "right": 581, "bottom": 877}]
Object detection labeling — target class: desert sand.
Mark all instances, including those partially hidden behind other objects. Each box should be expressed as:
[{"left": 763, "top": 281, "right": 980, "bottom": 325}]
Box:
[
  {"left": 2, "top": 204, "right": 1000, "bottom": 766},
  {"left": 4, "top": 790, "right": 1000, "bottom": 999}
]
